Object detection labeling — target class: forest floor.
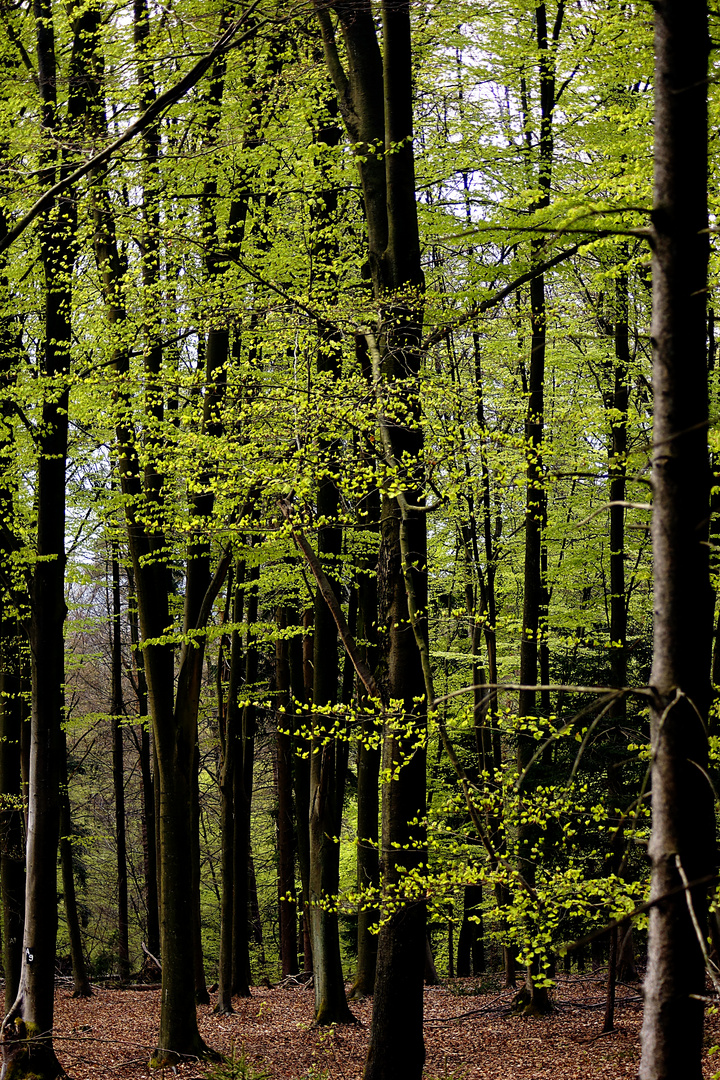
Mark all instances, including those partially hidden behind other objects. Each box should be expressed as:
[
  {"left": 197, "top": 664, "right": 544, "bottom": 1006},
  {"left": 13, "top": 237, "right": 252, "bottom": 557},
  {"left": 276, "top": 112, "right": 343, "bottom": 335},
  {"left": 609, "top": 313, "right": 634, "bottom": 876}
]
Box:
[{"left": 50, "top": 974, "right": 720, "bottom": 1079}]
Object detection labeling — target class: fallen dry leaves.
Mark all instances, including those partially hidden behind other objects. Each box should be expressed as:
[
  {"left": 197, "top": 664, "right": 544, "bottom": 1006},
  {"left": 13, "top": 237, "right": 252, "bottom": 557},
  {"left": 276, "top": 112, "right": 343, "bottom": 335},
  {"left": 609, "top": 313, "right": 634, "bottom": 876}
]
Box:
[{"left": 49, "top": 974, "right": 720, "bottom": 1079}]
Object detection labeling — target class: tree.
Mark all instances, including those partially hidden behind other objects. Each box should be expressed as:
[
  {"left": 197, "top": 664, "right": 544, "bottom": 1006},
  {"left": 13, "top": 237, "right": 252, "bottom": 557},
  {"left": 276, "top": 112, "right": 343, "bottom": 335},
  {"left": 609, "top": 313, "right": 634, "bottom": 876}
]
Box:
[{"left": 638, "top": 0, "right": 715, "bottom": 1075}]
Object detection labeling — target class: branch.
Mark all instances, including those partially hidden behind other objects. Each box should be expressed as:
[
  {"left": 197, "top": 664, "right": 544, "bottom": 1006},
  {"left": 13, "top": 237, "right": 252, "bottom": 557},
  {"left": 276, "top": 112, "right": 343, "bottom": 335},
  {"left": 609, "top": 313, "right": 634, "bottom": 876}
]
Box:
[
  {"left": 278, "top": 499, "right": 381, "bottom": 702},
  {"left": 195, "top": 544, "right": 234, "bottom": 633},
  {"left": 561, "top": 872, "right": 718, "bottom": 955},
  {"left": 422, "top": 243, "right": 583, "bottom": 350},
  {"left": 0, "top": 3, "right": 265, "bottom": 256}
]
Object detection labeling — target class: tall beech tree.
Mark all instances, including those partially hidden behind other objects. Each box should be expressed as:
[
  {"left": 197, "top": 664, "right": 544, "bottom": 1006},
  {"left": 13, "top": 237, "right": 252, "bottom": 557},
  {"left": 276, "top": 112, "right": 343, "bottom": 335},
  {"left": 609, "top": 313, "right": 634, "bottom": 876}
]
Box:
[
  {"left": 0, "top": 0, "right": 95, "bottom": 1071},
  {"left": 639, "top": 0, "right": 715, "bottom": 1075},
  {"left": 516, "top": 0, "right": 563, "bottom": 1015},
  {"left": 315, "top": 2, "right": 428, "bottom": 1075}
]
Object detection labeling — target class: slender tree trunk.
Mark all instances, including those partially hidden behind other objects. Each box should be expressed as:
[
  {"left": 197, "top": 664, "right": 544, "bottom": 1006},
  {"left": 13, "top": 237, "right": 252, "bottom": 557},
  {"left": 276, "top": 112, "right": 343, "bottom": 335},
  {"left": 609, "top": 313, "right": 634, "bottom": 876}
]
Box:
[
  {"left": 457, "top": 884, "right": 484, "bottom": 978},
  {"left": 217, "top": 566, "right": 242, "bottom": 1013},
  {"left": 127, "top": 574, "right": 160, "bottom": 958},
  {"left": 0, "top": 180, "right": 25, "bottom": 1019},
  {"left": 350, "top": 438, "right": 380, "bottom": 1001},
  {"left": 308, "top": 357, "right": 354, "bottom": 1026},
  {"left": 276, "top": 608, "right": 298, "bottom": 978},
  {"left": 291, "top": 610, "right": 312, "bottom": 974},
  {"left": 232, "top": 565, "right": 258, "bottom": 996},
  {"left": 515, "top": 0, "right": 562, "bottom": 1017},
  {"left": 0, "top": 1, "right": 84, "bottom": 1068},
  {"left": 59, "top": 734, "right": 92, "bottom": 998},
  {"left": 0, "top": 624, "right": 26, "bottom": 1014},
  {"left": 639, "top": 1, "right": 714, "bottom": 1076},
  {"left": 110, "top": 548, "right": 129, "bottom": 982},
  {"left": 603, "top": 252, "right": 630, "bottom": 1034}
]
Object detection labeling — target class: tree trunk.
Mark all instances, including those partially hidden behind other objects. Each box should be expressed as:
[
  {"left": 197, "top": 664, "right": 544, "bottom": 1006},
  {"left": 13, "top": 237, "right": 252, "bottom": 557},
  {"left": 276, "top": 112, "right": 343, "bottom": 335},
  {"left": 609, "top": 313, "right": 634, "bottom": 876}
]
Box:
[
  {"left": 232, "top": 565, "right": 258, "bottom": 996},
  {"left": 217, "top": 566, "right": 242, "bottom": 1013},
  {"left": 127, "top": 573, "right": 160, "bottom": 959},
  {"left": 291, "top": 610, "right": 312, "bottom": 973},
  {"left": 0, "top": 184, "right": 25, "bottom": 1019},
  {"left": 276, "top": 608, "right": 298, "bottom": 978},
  {"left": 315, "top": 2, "right": 428, "bottom": 1073},
  {"left": 639, "top": 1, "right": 714, "bottom": 1077},
  {"left": 0, "top": 624, "right": 26, "bottom": 1014},
  {"left": 457, "top": 884, "right": 484, "bottom": 978},
  {"left": 350, "top": 450, "right": 380, "bottom": 1001},
  {"left": 0, "top": 1, "right": 81, "bottom": 1069},
  {"left": 110, "top": 548, "right": 129, "bottom": 982},
  {"left": 308, "top": 342, "right": 354, "bottom": 1026},
  {"left": 515, "top": 0, "right": 562, "bottom": 1018},
  {"left": 59, "top": 734, "right": 92, "bottom": 998}
]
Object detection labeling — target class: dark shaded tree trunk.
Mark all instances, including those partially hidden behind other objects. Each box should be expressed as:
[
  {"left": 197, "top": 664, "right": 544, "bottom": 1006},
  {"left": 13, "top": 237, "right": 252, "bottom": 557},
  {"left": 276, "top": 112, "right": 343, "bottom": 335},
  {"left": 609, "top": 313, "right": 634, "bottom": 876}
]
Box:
[
  {"left": 515, "top": 0, "right": 563, "bottom": 1018},
  {"left": 308, "top": 364, "right": 354, "bottom": 1026},
  {"left": 110, "top": 548, "right": 129, "bottom": 982},
  {"left": 602, "top": 268, "right": 630, "bottom": 1032},
  {"left": 457, "top": 884, "right": 484, "bottom": 977},
  {"left": 0, "top": 185, "right": 26, "bottom": 1019},
  {"left": 216, "top": 566, "right": 242, "bottom": 1013},
  {"left": 0, "top": 622, "right": 26, "bottom": 1014},
  {"left": 276, "top": 608, "right": 298, "bottom": 978},
  {"left": 232, "top": 565, "right": 258, "bottom": 996},
  {"left": 0, "top": 1, "right": 85, "bottom": 1070},
  {"left": 291, "top": 610, "right": 312, "bottom": 974},
  {"left": 350, "top": 448, "right": 380, "bottom": 1001},
  {"left": 639, "top": 1, "right": 714, "bottom": 1077},
  {"left": 315, "top": 2, "right": 428, "bottom": 1074},
  {"left": 127, "top": 574, "right": 160, "bottom": 959},
  {"left": 59, "top": 733, "right": 92, "bottom": 998}
]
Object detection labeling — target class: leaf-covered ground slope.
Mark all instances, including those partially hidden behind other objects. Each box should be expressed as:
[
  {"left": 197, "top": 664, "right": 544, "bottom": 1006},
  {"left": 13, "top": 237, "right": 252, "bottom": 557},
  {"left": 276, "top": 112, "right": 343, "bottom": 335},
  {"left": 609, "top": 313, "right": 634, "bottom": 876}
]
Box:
[{"left": 52, "top": 975, "right": 714, "bottom": 1078}]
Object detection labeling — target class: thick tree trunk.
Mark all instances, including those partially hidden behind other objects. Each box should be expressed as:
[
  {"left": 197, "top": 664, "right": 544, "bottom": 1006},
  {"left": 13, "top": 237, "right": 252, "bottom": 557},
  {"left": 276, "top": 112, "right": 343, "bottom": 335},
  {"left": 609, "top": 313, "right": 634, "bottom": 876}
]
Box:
[
  {"left": 639, "top": 2, "right": 714, "bottom": 1077},
  {"left": 315, "top": 2, "right": 427, "bottom": 1073}
]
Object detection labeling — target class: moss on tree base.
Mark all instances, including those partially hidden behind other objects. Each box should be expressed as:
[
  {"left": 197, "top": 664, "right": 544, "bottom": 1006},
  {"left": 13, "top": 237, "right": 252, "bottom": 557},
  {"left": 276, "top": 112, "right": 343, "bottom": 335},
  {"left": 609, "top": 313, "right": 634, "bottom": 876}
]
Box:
[
  {"left": 312, "top": 1000, "right": 358, "bottom": 1027},
  {"left": 1, "top": 1023, "right": 65, "bottom": 1080},
  {"left": 511, "top": 984, "right": 554, "bottom": 1017}
]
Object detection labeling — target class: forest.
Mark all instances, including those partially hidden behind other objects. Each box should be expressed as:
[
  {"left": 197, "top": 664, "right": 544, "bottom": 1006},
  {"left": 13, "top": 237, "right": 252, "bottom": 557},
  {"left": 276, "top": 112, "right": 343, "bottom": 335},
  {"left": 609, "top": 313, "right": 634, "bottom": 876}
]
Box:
[{"left": 0, "top": 0, "right": 714, "bottom": 1076}]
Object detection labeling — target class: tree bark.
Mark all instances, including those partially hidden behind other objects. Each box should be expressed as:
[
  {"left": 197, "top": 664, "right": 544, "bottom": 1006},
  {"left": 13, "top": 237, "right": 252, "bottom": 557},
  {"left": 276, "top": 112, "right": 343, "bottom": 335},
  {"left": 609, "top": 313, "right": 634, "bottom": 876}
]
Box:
[
  {"left": 0, "top": 619, "right": 26, "bottom": 1014},
  {"left": 0, "top": 145, "right": 26, "bottom": 1019},
  {"left": 232, "top": 564, "right": 258, "bottom": 997},
  {"left": 127, "top": 573, "right": 160, "bottom": 959},
  {"left": 276, "top": 608, "right": 298, "bottom": 978},
  {"left": 639, "top": 1, "right": 714, "bottom": 1076},
  {"left": 0, "top": 0, "right": 82, "bottom": 1070},
  {"left": 315, "top": 3, "right": 428, "bottom": 1073},
  {"left": 59, "top": 733, "right": 92, "bottom": 998},
  {"left": 110, "top": 548, "right": 129, "bottom": 982},
  {"left": 291, "top": 609, "right": 313, "bottom": 973},
  {"left": 515, "top": 0, "right": 562, "bottom": 1017},
  {"left": 216, "top": 565, "right": 242, "bottom": 1014}
]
